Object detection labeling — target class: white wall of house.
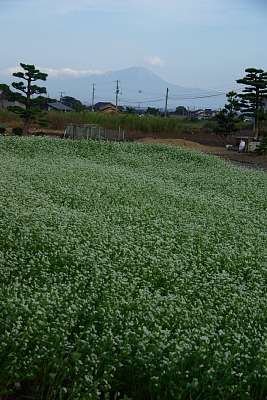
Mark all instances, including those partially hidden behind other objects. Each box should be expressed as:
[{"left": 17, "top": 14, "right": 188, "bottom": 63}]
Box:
[{"left": 0, "top": 99, "right": 26, "bottom": 109}]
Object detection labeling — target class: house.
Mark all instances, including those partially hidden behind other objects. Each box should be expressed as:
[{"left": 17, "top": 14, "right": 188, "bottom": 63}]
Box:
[
  {"left": 0, "top": 92, "right": 25, "bottom": 109},
  {"left": 189, "top": 109, "right": 218, "bottom": 119},
  {"left": 45, "top": 101, "right": 73, "bottom": 112},
  {"left": 92, "top": 102, "right": 124, "bottom": 113},
  {"left": 0, "top": 93, "right": 72, "bottom": 112},
  {"left": 190, "top": 109, "right": 205, "bottom": 119}
]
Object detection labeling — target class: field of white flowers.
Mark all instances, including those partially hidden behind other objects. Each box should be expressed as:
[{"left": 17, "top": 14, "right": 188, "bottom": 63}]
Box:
[{"left": 0, "top": 136, "right": 266, "bottom": 400}]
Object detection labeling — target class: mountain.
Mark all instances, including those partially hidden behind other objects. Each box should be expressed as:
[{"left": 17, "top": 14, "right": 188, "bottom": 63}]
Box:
[{"left": 9, "top": 66, "right": 228, "bottom": 110}]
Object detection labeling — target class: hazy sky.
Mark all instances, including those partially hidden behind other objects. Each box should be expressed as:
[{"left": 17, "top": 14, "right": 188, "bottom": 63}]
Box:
[{"left": 1, "top": 0, "right": 267, "bottom": 93}]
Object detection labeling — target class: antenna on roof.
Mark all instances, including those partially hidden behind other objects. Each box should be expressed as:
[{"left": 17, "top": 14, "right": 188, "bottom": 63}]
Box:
[{"left": 59, "top": 91, "right": 65, "bottom": 101}]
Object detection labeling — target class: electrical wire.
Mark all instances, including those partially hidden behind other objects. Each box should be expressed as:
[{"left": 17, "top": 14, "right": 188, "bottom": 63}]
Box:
[{"left": 50, "top": 77, "right": 243, "bottom": 106}]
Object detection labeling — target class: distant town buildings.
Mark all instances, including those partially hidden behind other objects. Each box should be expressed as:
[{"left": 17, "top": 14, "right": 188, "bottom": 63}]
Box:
[{"left": 1, "top": 90, "right": 267, "bottom": 116}]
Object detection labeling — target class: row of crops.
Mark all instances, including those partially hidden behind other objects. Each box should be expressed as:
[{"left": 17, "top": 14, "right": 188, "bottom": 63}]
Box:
[{"left": 0, "top": 136, "right": 267, "bottom": 399}]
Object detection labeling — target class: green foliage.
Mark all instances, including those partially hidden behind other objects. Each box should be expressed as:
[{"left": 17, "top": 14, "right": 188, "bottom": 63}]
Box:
[
  {"left": 145, "top": 107, "right": 161, "bottom": 116},
  {"left": 125, "top": 106, "right": 138, "bottom": 114},
  {"left": 237, "top": 67, "right": 267, "bottom": 138},
  {"left": 45, "top": 110, "right": 213, "bottom": 135},
  {"left": 0, "top": 125, "right": 6, "bottom": 134},
  {"left": 0, "top": 137, "right": 267, "bottom": 399},
  {"left": 214, "top": 91, "right": 242, "bottom": 136},
  {"left": 0, "top": 107, "right": 20, "bottom": 122},
  {"left": 12, "top": 126, "right": 23, "bottom": 136},
  {"left": 0, "top": 63, "right": 55, "bottom": 135},
  {"left": 61, "top": 96, "right": 86, "bottom": 111},
  {"left": 256, "top": 136, "right": 267, "bottom": 154},
  {"left": 175, "top": 106, "right": 188, "bottom": 115}
]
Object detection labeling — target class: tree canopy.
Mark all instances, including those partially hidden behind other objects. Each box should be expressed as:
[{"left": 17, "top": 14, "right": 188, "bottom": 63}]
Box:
[
  {"left": 125, "top": 106, "right": 138, "bottom": 114},
  {"left": 237, "top": 68, "right": 267, "bottom": 139},
  {"left": 214, "top": 91, "right": 241, "bottom": 137},
  {"left": 146, "top": 107, "right": 160, "bottom": 116},
  {"left": 0, "top": 63, "right": 55, "bottom": 135},
  {"left": 61, "top": 96, "right": 86, "bottom": 111},
  {"left": 175, "top": 106, "right": 188, "bottom": 116}
]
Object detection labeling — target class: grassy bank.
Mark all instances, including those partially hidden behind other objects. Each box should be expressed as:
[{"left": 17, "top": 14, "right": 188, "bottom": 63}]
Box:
[{"left": 0, "top": 137, "right": 266, "bottom": 399}]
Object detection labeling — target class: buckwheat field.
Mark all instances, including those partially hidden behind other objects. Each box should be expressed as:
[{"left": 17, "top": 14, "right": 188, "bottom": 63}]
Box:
[{"left": 0, "top": 136, "right": 266, "bottom": 400}]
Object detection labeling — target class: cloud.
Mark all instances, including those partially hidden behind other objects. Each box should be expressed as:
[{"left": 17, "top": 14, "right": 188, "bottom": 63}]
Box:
[
  {"left": 145, "top": 56, "right": 166, "bottom": 68},
  {"left": 3, "top": 66, "right": 24, "bottom": 75},
  {"left": 41, "top": 67, "right": 103, "bottom": 77},
  {"left": 0, "top": 66, "right": 103, "bottom": 78}
]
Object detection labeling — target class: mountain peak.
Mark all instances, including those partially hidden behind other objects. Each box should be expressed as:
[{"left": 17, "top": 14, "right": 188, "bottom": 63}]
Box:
[
  {"left": 104, "top": 66, "right": 158, "bottom": 80},
  {"left": 42, "top": 65, "right": 226, "bottom": 109}
]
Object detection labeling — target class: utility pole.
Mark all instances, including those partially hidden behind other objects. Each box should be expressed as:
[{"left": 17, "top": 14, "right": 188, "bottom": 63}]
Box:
[
  {"left": 164, "top": 87, "right": 169, "bottom": 117},
  {"left": 115, "top": 80, "right": 120, "bottom": 112},
  {"left": 138, "top": 90, "right": 142, "bottom": 112},
  {"left": 91, "top": 84, "right": 95, "bottom": 112},
  {"left": 59, "top": 91, "right": 65, "bottom": 101}
]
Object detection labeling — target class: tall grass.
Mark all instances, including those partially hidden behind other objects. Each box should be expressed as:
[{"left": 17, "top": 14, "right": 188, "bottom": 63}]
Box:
[
  {"left": 45, "top": 111, "right": 214, "bottom": 134},
  {"left": 0, "top": 108, "right": 263, "bottom": 135},
  {"left": 0, "top": 108, "right": 20, "bottom": 123}
]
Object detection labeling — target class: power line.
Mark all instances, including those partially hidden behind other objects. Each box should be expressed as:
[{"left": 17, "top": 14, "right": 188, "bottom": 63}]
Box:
[
  {"left": 169, "top": 92, "right": 227, "bottom": 100},
  {"left": 54, "top": 79, "right": 240, "bottom": 108},
  {"left": 120, "top": 98, "right": 164, "bottom": 104}
]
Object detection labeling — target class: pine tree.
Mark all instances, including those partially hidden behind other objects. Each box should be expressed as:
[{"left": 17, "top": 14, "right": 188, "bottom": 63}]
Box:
[
  {"left": 236, "top": 68, "right": 267, "bottom": 139},
  {"left": 0, "top": 63, "right": 54, "bottom": 135},
  {"left": 214, "top": 91, "right": 241, "bottom": 138}
]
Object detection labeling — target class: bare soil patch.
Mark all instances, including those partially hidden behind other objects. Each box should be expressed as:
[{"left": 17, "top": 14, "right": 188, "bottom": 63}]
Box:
[{"left": 124, "top": 131, "right": 267, "bottom": 171}]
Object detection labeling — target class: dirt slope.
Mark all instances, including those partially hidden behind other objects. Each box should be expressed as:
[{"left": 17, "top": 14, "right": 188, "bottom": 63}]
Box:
[{"left": 125, "top": 131, "right": 267, "bottom": 171}]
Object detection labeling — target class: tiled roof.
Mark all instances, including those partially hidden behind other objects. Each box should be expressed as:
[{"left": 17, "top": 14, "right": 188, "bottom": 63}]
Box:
[
  {"left": 47, "top": 101, "right": 73, "bottom": 111},
  {"left": 94, "top": 102, "right": 115, "bottom": 109}
]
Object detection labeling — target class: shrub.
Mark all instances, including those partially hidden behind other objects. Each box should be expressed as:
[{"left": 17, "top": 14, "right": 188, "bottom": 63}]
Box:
[
  {"left": 12, "top": 126, "right": 23, "bottom": 136},
  {"left": 256, "top": 136, "right": 267, "bottom": 154},
  {"left": 0, "top": 125, "right": 6, "bottom": 134}
]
